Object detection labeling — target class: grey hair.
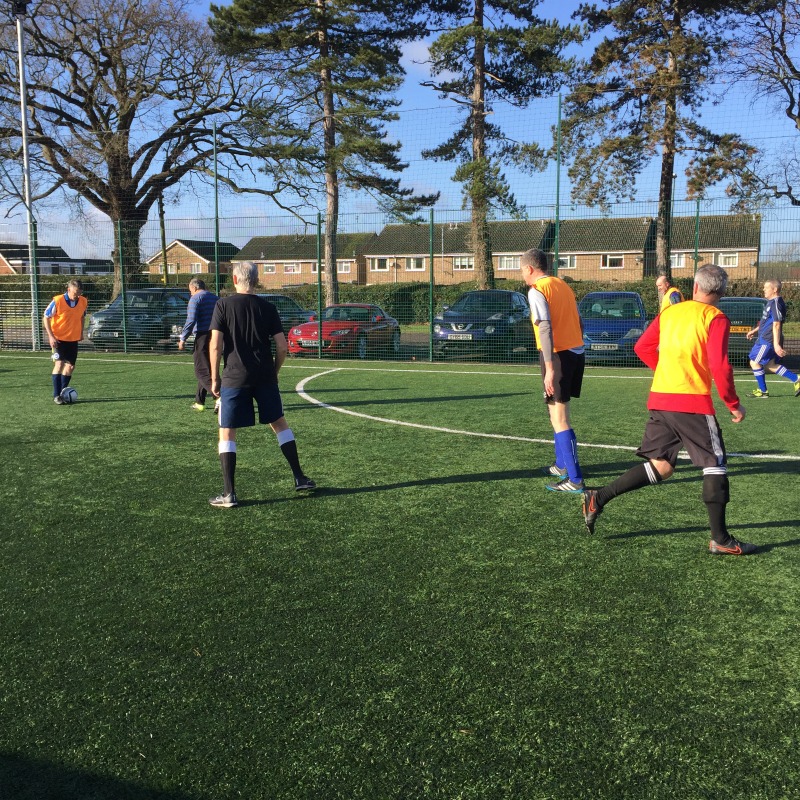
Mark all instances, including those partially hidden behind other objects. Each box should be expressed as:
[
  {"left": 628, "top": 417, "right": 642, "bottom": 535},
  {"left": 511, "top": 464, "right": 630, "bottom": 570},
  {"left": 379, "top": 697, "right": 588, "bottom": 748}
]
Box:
[
  {"left": 232, "top": 261, "right": 258, "bottom": 290},
  {"left": 765, "top": 278, "right": 782, "bottom": 292},
  {"left": 694, "top": 263, "right": 728, "bottom": 296},
  {"left": 67, "top": 278, "right": 83, "bottom": 291},
  {"left": 188, "top": 277, "right": 206, "bottom": 291},
  {"left": 520, "top": 248, "right": 549, "bottom": 273}
]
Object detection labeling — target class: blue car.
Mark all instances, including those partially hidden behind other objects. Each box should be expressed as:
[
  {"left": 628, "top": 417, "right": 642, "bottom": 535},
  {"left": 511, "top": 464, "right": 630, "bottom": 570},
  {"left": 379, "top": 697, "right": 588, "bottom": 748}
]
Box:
[
  {"left": 433, "top": 289, "right": 535, "bottom": 362},
  {"left": 579, "top": 291, "right": 648, "bottom": 364}
]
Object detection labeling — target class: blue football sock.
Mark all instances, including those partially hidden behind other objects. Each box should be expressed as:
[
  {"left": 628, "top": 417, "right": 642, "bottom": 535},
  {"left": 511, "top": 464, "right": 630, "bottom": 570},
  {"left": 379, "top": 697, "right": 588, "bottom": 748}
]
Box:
[
  {"left": 52, "top": 374, "right": 62, "bottom": 397},
  {"left": 62, "top": 374, "right": 71, "bottom": 388},
  {"left": 555, "top": 429, "right": 582, "bottom": 483},
  {"left": 777, "top": 365, "right": 798, "bottom": 383},
  {"left": 553, "top": 439, "right": 563, "bottom": 470},
  {"left": 752, "top": 368, "right": 767, "bottom": 392}
]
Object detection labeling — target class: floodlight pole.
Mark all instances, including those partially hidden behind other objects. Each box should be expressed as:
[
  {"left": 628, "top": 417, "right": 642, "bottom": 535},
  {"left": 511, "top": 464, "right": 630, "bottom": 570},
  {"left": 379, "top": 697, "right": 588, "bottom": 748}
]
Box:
[{"left": 13, "top": 0, "right": 40, "bottom": 349}]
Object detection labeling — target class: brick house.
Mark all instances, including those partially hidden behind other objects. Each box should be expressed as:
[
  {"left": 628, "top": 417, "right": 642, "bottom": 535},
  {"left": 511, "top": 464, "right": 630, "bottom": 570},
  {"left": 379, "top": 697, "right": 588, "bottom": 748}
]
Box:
[
  {"left": 145, "top": 239, "right": 239, "bottom": 276},
  {"left": 232, "top": 232, "right": 377, "bottom": 288},
  {"left": 362, "top": 220, "right": 551, "bottom": 285},
  {"left": 0, "top": 244, "right": 112, "bottom": 276}
]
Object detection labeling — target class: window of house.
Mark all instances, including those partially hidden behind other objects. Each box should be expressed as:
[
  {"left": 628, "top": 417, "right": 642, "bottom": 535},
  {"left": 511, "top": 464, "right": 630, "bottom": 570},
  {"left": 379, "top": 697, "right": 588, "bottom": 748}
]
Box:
[
  {"left": 338, "top": 260, "right": 352, "bottom": 274},
  {"left": 714, "top": 252, "right": 739, "bottom": 268},
  {"left": 190, "top": 262, "right": 203, "bottom": 273},
  {"left": 558, "top": 254, "right": 577, "bottom": 270},
  {"left": 263, "top": 263, "right": 276, "bottom": 274},
  {"left": 453, "top": 256, "right": 474, "bottom": 271},
  {"left": 371, "top": 258, "right": 389, "bottom": 271},
  {"left": 284, "top": 262, "right": 301, "bottom": 274},
  {"left": 406, "top": 257, "right": 425, "bottom": 271},
  {"left": 670, "top": 253, "right": 685, "bottom": 270},
  {"left": 498, "top": 255, "right": 519, "bottom": 271},
  {"left": 600, "top": 254, "right": 624, "bottom": 269},
  {"left": 167, "top": 263, "right": 177, "bottom": 274}
]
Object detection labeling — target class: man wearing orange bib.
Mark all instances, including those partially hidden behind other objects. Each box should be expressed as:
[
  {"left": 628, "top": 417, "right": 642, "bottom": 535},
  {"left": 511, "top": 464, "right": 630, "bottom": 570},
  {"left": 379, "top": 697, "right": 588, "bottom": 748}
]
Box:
[
  {"left": 582, "top": 264, "right": 756, "bottom": 555},
  {"left": 43, "top": 279, "right": 88, "bottom": 404},
  {"left": 520, "top": 248, "right": 586, "bottom": 493}
]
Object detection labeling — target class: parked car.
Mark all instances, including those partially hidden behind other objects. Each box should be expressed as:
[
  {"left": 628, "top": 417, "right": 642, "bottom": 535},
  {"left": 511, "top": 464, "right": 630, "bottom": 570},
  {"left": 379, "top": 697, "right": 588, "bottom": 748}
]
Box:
[
  {"left": 579, "top": 291, "right": 648, "bottom": 363},
  {"left": 718, "top": 296, "right": 766, "bottom": 366},
  {"left": 257, "top": 293, "right": 316, "bottom": 328},
  {"left": 287, "top": 303, "right": 400, "bottom": 359},
  {"left": 88, "top": 288, "right": 190, "bottom": 349},
  {"left": 432, "top": 289, "right": 535, "bottom": 361}
]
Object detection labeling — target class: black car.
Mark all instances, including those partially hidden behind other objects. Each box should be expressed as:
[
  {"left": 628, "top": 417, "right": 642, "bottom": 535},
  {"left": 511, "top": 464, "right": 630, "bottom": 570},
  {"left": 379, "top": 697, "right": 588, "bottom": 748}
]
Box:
[
  {"left": 433, "top": 289, "right": 535, "bottom": 361},
  {"left": 718, "top": 296, "right": 766, "bottom": 366},
  {"left": 88, "top": 288, "right": 190, "bottom": 349},
  {"left": 257, "top": 294, "right": 316, "bottom": 329}
]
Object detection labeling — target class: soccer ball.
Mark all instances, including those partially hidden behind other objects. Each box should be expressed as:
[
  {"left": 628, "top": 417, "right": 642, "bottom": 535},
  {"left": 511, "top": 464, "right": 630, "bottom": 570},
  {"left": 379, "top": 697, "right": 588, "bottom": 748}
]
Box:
[{"left": 60, "top": 387, "right": 78, "bottom": 404}]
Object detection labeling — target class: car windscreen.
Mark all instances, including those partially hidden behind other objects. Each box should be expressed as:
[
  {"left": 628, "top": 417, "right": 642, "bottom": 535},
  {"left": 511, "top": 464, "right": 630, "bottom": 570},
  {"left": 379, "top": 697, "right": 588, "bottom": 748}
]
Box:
[
  {"left": 579, "top": 296, "right": 643, "bottom": 319},
  {"left": 451, "top": 294, "right": 511, "bottom": 314},
  {"left": 322, "top": 307, "right": 372, "bottom": 322}
]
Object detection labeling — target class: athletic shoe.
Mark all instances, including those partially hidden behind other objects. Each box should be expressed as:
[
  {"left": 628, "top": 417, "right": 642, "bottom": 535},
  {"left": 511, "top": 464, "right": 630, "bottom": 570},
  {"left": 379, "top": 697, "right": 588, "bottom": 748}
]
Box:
[
  {"left": 209, "top": 492, "right": 238, "bottom": 508},
  {"left": 542, "top": 463, "right": 568, "bottom": 477},
  {"left": 214, "top": 398, "right": 221, "bottom": 414},
  {"left": 191, "top": 402, "right": 205, "bottom": 411},
  {"left": 53, "top": 395, "right": 65, "bottom": 405},
  {"left": 582, "top": 489, "right": 602, "bottom": 535},
  {"left": 294, "top": 475, "right": 317, "bottom": 491},
  {"left": 794, "top": 379, "right": 800, "bottom": 397},
  {"left": 709, "top": 537, "right": 757, "bottom": 556},
  {"left": 545, "top": 477, "right": 585, "bottom": 493},
  {"left": 751, "top": 389, "right": 769, "bottom": 398}
]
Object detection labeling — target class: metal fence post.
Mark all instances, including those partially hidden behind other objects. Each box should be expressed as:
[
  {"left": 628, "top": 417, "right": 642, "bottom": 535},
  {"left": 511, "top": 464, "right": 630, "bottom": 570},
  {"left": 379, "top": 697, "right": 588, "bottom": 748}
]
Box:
[
  {"left": 316, "top": 212, "right": 323, "bottom": 358},
  {"left": 118, "top": 220, "right": 128, "bottom": 353},
  {"left": 429, "top": 208, "right": 434, "bottom": 362}
]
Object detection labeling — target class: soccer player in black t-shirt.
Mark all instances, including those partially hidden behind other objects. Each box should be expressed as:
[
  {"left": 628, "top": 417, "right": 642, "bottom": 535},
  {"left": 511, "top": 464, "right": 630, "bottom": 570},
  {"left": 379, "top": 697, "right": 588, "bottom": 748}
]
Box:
[{"left": 208, "top": 262, "right": 315, "bottom": 507}]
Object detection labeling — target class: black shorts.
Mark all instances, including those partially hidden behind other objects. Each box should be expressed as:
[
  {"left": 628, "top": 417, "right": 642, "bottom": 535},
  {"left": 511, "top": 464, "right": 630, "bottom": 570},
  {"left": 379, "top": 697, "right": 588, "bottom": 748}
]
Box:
[
  {"left": 636, "top": 409, "right": 727, "bottom": 469},
  {"left": 55, "top": 340, "right": 79, "bottom": 366},
  {"left": 541, "top": 349, "right": 584, "bottom": 404}
]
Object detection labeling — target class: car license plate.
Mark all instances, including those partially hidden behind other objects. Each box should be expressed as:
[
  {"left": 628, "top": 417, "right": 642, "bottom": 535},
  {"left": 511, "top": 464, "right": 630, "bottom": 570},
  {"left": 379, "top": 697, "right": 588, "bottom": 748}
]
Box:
[
  {"left": 95, "top": 331, "right": 119, "bottom": 338},
  {"left": 591, "top": 343, "right": 619, "bottom": 351},
  {"left": 448, "top": 333, "right": 473, "bottom": 341},
  {"left": 299, "top": 339, "right": 318, "bottom": 347},
  {"left": 729, "top": 325, "right": 749, "bottom": 333}
]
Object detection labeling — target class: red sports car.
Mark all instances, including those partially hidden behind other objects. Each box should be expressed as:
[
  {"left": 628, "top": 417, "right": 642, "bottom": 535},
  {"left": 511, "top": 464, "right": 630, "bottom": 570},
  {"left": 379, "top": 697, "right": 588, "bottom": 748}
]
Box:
[{"left": 287, "top": 303, "right": 401, "bottom": 359}]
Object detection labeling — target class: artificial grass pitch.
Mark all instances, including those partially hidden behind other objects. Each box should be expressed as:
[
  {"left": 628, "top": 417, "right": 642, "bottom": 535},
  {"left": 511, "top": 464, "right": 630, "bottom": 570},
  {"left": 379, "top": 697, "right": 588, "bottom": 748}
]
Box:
[{"left": 1, "top": 353, "right": 799, "bottom": 799}]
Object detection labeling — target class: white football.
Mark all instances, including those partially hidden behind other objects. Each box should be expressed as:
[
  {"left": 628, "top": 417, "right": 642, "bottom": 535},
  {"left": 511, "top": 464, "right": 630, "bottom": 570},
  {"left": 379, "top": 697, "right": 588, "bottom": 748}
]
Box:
[{"left": 61, "top": 387, "right": 78, "bottom": 404}]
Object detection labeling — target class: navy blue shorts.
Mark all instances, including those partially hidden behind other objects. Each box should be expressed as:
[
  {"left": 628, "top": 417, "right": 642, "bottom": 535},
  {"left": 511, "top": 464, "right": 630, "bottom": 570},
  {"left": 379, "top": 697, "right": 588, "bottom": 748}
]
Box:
[{"left": 218, "top": 383, "right": 284, "bottom": 429}]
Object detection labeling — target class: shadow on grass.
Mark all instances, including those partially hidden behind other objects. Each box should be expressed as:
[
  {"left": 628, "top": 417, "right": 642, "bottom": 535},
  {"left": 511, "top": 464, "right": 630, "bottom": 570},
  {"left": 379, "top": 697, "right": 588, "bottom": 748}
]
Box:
[
  {"left": 77, "top": 395, "right": 189, "bottom": 404},
  {"left": 605, "top": 518, "right": 800, "bottom": 547},
  {"left": 587, "top": 459, "right": 800, "bottom": 483},
  {"left": 304, "top": 390, "right": 532, "bottom": 409},
  {"left": 0, "top": 752, "right": 196, "bottom": 800}
]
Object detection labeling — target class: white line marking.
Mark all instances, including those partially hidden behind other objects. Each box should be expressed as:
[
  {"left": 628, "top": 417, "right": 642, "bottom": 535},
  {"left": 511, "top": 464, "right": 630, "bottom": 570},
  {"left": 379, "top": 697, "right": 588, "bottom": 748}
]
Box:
[{"left": 295, "top": 369, "right": 800, "bottom": 462}]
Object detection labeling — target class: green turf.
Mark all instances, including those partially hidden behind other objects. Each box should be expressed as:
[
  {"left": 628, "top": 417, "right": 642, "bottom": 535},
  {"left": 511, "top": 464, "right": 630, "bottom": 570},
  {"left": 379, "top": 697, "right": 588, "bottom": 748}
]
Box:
[{"left": 1, "top": 353, "right": 799, "bottom": 800}]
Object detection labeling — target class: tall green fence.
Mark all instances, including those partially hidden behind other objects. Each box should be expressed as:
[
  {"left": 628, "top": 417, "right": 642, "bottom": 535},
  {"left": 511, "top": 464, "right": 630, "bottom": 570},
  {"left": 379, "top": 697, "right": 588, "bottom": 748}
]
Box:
[{"left": 1, "top": 199, "right": 798, "bottom": 368}]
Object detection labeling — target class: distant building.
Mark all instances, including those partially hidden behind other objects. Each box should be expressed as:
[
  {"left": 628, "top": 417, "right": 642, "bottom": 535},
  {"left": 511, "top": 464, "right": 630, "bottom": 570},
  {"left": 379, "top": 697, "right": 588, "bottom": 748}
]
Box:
[
  {"left": 0, "top": 243, "right": 113, "bottom": 276},
  {"left": 233, "top": 233, "right": 377, "bottom": 288},
  {"left": 145, "top": 239, "right": 239, "bottom": 276}
]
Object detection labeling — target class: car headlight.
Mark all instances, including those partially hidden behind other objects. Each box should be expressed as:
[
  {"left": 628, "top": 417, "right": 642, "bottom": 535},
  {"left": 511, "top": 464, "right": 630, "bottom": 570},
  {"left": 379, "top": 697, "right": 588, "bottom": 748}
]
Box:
[
  {"left": 171, "top": 324, "right": 181, "bottom": 334},
  {"left": 433, "top": 324, "right": 442, "bottom": 333},
  {"left": 484, "top": 325, "right": 496, "bottom": 334},
  {"left": 329, "top": 328, "right": 351, "bottom": 337},
  {"left": 623, "top": 328, "right": 644, "bottom": 339},
  {"left": 291, "top": 328, "right": 304, "bottom": 336}
]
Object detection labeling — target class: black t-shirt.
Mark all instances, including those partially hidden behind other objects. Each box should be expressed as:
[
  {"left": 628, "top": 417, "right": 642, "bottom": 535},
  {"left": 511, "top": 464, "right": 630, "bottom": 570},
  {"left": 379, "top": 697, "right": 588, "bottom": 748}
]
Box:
[{"left": 210, "top": 293, "right": 283, "bottom": 388}]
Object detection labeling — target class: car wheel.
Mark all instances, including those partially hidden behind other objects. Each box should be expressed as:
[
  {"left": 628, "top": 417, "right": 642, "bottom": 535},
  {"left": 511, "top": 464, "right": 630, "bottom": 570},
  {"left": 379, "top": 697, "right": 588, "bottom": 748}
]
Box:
[{"left": 357, "top": 335, "right": 367, "bottom": 360}]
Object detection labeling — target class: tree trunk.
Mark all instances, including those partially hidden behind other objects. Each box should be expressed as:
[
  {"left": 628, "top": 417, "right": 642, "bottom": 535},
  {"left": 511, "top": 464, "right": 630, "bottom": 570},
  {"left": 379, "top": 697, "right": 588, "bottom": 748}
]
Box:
[
  {"left": 656, "top": 13, "right": 680, "bottom": 280},
  {"left": 470, "top": 0, "right": 494, "bottom": 290},
  {"left": 318, "top": 1, "right": 339, "bottom": 306},
  {"left": 111, "top": 212, "right": 147, "bottom": 298}
]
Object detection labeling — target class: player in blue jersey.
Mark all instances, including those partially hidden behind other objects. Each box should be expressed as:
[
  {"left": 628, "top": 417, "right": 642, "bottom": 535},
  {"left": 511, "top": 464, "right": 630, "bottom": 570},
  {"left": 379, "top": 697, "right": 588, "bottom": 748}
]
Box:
[
  {"left": 178, "top": 278, "right": 219, "bottom": 411},
  {"left": 745, "top": 279, "right": 800, "bottom": 398}
]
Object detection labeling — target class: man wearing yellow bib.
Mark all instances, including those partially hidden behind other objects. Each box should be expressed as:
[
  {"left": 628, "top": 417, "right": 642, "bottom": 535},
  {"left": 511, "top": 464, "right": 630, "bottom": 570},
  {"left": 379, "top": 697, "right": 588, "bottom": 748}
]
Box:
[
  {"left": 582, "top": 264, "right": 756, "bottom": 556},
  {"left": 43, "top": 279, "right": 88, "bottom": 405},
  {"left": 656, "top": 274, "right": 683, "bottom": 313}
]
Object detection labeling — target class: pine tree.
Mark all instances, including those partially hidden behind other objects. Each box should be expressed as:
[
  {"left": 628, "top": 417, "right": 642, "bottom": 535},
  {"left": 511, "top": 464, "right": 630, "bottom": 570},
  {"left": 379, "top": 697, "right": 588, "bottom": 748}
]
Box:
[
  {"left": 562, "top": 0, "right": 764, "bottom": 278},
  {"left": 421, "top": 0, "right": 580, "bottom": 288},
  {"left": 211, "top": 0, "right": 436, "bottom": 305}
]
